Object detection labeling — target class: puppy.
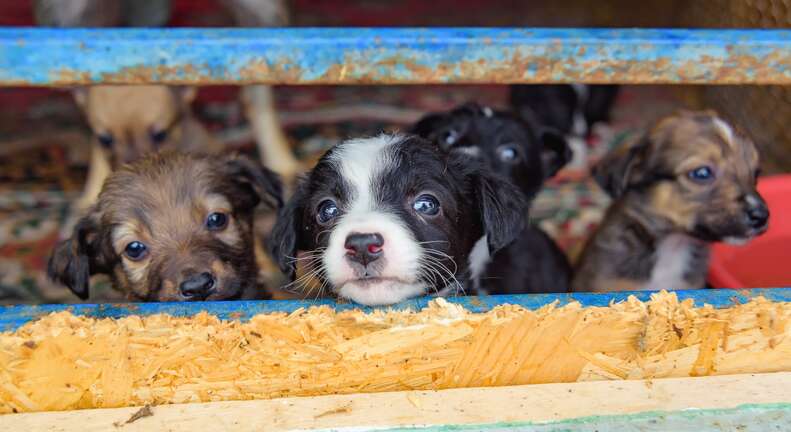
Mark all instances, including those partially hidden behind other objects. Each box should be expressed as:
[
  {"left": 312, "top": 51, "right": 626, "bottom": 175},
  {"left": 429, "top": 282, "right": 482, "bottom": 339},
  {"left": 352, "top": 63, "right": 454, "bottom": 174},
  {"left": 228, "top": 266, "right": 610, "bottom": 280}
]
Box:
[
  {"left": 573, "top": 110, "right": 769, "bottom": 292},
  {"left": 49, "top": 151, "right": 283, "bottom": 301},
  {"left": 269, "top": 133, "right": 527, "bottom": 306},
  {"left": 510, "top": 85, "right": 619, "bottom": 168},
  {"left": 412, "top": 103, "right": 572, "bottom": 294},
  {"left": 510, "top": 85, "right": 619, "bottom": 139}
]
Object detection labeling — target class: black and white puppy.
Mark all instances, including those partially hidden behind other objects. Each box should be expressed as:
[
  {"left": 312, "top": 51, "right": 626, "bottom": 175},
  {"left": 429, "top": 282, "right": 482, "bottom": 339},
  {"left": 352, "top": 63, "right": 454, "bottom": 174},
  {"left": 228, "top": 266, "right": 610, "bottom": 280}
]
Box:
[
  {"left": 412, "top": 103, "right": 572, "bottom": 294},
  {"left": 269, "top": 133, "right": 527, "bottom": 306}
]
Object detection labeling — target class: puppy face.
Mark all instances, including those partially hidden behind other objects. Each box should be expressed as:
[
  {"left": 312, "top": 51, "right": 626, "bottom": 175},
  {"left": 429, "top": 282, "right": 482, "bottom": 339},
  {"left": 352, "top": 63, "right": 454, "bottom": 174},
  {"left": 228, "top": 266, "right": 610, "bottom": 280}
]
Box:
[
  {"left": 270, "top": 134, "right": 526, "bottom": 306},
  {"left": 595, "top": 110, "right": 769, "bottom": 243},
  {"left": 49, "top": 152, "right": 282, "bottom": 301},
  {"left": 74, "top": 85, "right": 197, "bottom": 166},
  {"left": 411, "top": 103, "right": 570, "bottom": 199}
]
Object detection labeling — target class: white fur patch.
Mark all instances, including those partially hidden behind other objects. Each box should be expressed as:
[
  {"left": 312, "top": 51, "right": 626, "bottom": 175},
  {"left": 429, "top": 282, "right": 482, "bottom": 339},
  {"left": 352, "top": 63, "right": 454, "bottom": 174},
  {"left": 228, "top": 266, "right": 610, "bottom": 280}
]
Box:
[
  {"left": 713, "top": 117, "right": 734, "bottom": 145},
  {"left": 641, "top": 233, "right": 697, "bottom": 291},
  {"left": 324, "top": 134, "right": 425, "bottom": 305},
  {"left": 467, "top": 235, "right": 490, "bottom": 281},
  {"left": 570, "top": 84, "right": 589, "bottom": 137},
  {"left": 457, "top": 146, "right": 481, "bottom": 157}
]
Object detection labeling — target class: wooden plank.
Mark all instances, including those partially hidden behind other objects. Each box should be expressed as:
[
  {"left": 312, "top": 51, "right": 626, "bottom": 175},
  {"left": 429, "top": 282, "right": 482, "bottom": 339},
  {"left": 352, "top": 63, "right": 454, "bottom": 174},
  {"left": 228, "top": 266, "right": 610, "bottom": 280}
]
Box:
[
  {"left": 4, "top": 372, "right": 791, "bottom": 431},
  {"left": 4, "top": 287, "right": 791, "bottom": 331},
  {"left": 4, "top": 28, "right": 791, "bottom": 86}
]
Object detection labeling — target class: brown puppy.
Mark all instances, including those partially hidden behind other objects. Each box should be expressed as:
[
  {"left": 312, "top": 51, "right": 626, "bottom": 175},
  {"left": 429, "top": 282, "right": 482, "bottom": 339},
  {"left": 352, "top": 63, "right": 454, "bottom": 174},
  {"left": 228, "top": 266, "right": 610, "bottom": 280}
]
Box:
[
  {"left": 49, "top": 151, "right": 282, "bottom": 301},
  {"left": 573, "top": 110, "right": 769, "bottom": 292},
  {"left": 71, "top": 85, "right": 222, "bottom": 213}
]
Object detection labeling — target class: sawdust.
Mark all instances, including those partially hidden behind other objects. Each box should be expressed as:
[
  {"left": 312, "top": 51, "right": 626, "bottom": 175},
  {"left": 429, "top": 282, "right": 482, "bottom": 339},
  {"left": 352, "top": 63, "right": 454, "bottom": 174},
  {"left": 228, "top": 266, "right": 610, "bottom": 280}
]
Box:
[{"left": 1, "top": 292, "right": 790, "bottom": 414}]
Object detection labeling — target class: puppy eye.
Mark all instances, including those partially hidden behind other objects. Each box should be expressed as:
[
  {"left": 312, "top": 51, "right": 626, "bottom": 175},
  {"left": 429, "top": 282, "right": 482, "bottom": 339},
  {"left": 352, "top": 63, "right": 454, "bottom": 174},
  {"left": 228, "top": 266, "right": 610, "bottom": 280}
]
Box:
[
  {"left": 97, "top": 133, "right": 114, "bottom": 148},
  {"left": 443, "top": 129, "right": 460, "bottom": 145},
  {"left": 687, "top": 166, "right": 716, "bottom": 183},
  {"left": 206, "top": 212, "right": 228, "bottom": 231},
  {"left": 497, "top": 145, "right": 520, "bottom": 162},
  {"left": 413, "top": 194, "right": 440, "bottom": 216},
  {"left": 150, "top": 129, "right": 168, "bottom": 145},
  {"left": 317, "top": 199, "right": 339, "bottom": 224},
  {"left": 124, "top": 241, "right": 148, "bottom": 261}
]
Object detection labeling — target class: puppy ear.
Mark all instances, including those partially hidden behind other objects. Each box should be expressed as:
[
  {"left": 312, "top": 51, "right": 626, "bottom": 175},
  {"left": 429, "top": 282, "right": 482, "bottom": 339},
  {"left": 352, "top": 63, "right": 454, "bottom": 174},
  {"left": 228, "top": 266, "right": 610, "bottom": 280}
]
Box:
[
  {"left": 48, "top": 214, "right": 108, "bottom": 300},
  {"left": 410, "top": 113, "right": 448, "bottom": 140},
  {"left": 411, "top": 110, "right": 470, "bottom": 150},
  {"left": 223, "top": 154, "right": 284, "bottom": 211},
  {"left": 476, "top": 170, "right": 529, "bottom": 252},
  {"left": 539, "top": 128, "right": 572, "bottom": 179},
  {"left": 593, "top": 136, "right": 647, "bottom": 198},
  {"left": 269, "top": 182, "right": 305, "bottom": 279}
]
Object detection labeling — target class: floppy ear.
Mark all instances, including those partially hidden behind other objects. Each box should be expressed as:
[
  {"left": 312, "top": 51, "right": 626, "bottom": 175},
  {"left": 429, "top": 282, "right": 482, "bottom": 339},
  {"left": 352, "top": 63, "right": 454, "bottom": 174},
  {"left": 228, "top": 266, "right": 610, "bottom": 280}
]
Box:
[
  {"left": 476, "top": 171, "right": 529, "bottom": 253},
  {"left": 539, "top": 128, "right": 572, "bottom": 179},
  {"left": 269, "top": 182, "right": 306, "bottom": 279},
  {"left": 411, "top": 110, "right": 472, "bottom": 150},
  {"left": 410, "top": 113, "right": 449, "bottom": 140},
  {"left": 593, "top": 136, "right": 648, "bottom": 198},
  {"left": 223, "top": 154, "right": 284, "bottom": 211},
  {"left": 48, "top": 214, "right": 109, "bottom": 300}
]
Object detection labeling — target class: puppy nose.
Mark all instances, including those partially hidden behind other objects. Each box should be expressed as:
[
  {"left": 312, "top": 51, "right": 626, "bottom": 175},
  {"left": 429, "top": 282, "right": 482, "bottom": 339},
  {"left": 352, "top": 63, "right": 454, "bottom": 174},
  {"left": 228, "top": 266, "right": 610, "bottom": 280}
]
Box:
[
  {"left": 179, "top": 272, "right": 216, "bottom": 300},
  {"left": 746, "top": 204, "right": 770, "bottom": 230},
  {"left": 344, "top": 233, "right": 384, "bottom": 266},
  {"left": 744, "top": 194, "right": 769, "bottom": 230}
]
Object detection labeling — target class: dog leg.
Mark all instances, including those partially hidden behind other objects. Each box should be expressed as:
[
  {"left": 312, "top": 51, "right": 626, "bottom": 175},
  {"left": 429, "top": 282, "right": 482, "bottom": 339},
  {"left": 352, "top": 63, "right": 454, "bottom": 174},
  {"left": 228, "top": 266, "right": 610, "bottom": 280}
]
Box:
[{"left": 241, "top": 85, "right": 301, "bottom": 183}]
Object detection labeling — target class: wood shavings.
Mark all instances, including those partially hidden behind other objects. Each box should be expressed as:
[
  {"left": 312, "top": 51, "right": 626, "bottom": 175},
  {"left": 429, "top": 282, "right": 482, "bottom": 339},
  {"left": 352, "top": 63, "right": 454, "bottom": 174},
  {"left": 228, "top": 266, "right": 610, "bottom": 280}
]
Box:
[{"left": 1, "top": 292, "right": 791, "bottom": 414}]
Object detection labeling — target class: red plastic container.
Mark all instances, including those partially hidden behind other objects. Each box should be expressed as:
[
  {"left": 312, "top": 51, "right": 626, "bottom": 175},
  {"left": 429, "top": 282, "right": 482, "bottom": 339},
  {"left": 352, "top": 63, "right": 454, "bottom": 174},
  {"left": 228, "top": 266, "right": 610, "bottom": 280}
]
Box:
[{"left": 709, "top": 175, "right": 791, "bottom": 288}]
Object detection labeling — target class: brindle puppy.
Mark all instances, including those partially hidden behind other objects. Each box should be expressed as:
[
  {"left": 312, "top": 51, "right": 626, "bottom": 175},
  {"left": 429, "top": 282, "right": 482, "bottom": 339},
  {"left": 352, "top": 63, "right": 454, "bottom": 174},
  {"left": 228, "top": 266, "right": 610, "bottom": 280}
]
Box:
[
  {"left": 49, "top": 151, "right": 282, "bottom": 301},
  {"left": 573, "top": 110, "right": 769, "bottom": 292}
]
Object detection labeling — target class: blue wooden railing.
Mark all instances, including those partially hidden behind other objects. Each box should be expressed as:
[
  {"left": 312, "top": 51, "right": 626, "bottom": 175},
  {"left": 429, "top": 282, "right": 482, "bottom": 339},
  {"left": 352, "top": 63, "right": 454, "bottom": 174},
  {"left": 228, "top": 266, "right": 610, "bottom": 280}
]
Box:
[
  {"left": 2, "top": 288, "right": 789, "bottom": 331},
  {"left": 2, "top": 28, "right": 791, "bottom": 85}
]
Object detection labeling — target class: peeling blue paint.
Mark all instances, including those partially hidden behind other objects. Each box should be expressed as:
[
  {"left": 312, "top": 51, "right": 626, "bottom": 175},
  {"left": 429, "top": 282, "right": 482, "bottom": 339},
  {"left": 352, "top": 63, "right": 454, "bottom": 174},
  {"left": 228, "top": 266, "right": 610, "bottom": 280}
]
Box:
[
  {"left": 2, "top": 288, "right": 789, "bottom": 331},
  {"left": 1, "top": 28, "right": 791, "bottom": 85}
]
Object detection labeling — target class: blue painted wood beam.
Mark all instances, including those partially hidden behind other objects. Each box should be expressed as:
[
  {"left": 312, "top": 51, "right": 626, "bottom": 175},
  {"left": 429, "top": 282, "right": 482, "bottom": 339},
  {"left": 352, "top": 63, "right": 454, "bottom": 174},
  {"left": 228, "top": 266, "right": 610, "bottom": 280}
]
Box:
[
  {"left": 2, "top": 288, "right": 789, "bottom": 331},
  {"left": 2, "top": 28, "right": 791, "bottom": 86}
]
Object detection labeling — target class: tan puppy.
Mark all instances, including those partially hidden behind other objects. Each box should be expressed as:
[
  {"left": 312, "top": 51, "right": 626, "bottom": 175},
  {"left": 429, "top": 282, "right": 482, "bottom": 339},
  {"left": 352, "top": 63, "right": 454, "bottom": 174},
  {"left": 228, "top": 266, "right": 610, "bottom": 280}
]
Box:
[
  {"left": 49, "top": 151, "right": 282, "bottom": 301},
  {"left": 573, "top": 110, "right": 769, "bottom": 292},
  {"left": 36, "top": 0, "right": 301, "bottom": 213},
  {"left": 72, "top": 85, "right": 221, "bottom": 211}
]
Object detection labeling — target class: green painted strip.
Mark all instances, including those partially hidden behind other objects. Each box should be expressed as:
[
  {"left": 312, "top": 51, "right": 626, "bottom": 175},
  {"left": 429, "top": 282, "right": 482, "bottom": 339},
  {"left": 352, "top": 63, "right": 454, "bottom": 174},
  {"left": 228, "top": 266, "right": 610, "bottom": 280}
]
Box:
[{"left": 359, "top": 403, "right": 791, "bottom": 432}]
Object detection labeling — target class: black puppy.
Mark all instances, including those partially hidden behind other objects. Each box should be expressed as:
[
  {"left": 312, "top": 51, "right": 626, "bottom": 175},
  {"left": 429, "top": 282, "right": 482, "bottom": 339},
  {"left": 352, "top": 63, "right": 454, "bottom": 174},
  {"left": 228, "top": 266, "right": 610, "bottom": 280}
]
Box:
[
  {"left": 510, "top": 85, "right": 619, "bottom": 139},
  {"left": 412, "top": 103, "right": 572, "bottom": 294}
]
